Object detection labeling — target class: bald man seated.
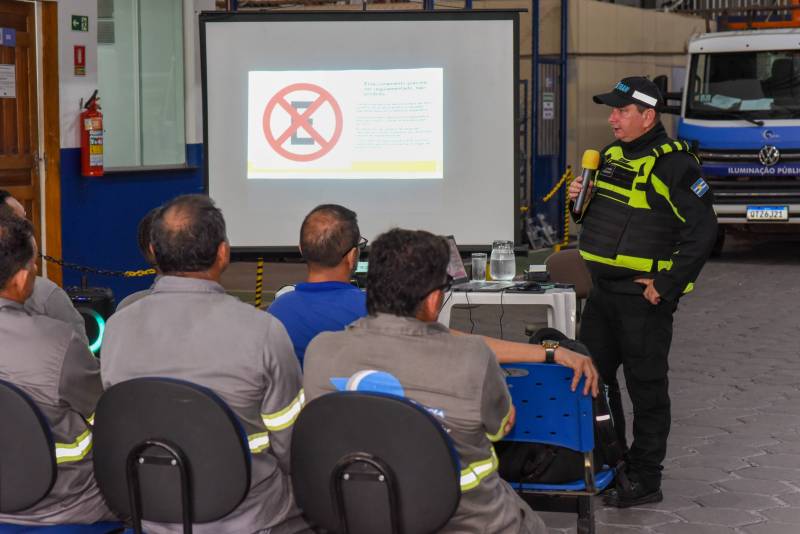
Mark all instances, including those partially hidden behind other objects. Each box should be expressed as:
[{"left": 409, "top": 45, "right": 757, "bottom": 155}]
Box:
[{"left": 101, "top": 194, "right": 311, "bottom": 534}]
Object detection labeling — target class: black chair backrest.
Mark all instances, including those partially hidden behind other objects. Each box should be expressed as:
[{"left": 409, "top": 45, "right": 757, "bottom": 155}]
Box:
[
  {"left": 0, "top": 379, "right": 56, "bottom": 513},
  {"left": 291, "top": 391, "right": 460, "bottom": 534},
  {"left": 92, "top": 378, "right": 251, "bottom": 523}
]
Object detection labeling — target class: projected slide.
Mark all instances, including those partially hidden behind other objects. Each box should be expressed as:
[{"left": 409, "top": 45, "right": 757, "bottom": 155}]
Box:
[{"left": 247, "top": 68, "right": 443, "bottom": 179}]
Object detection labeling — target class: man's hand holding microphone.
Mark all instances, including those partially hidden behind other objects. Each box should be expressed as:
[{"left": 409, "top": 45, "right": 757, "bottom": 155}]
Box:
[{"left": 569, "top": 149, "right": 600, "bottom": 215}]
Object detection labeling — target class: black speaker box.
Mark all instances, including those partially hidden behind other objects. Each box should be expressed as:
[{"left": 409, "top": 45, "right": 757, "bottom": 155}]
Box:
[{"left": 66, "top": 286, "right": 115, "bottom": 355}]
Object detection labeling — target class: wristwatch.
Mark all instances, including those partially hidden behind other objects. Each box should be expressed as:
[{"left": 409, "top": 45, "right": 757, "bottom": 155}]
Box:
[{"left": 542, "top": 340, "right": 559, "bottom": 364}]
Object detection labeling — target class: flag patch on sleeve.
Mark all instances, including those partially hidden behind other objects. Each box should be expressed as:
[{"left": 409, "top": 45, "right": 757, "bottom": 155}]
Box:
[{"left": 691, "top": 178, "right": 709, "bottom": 197}]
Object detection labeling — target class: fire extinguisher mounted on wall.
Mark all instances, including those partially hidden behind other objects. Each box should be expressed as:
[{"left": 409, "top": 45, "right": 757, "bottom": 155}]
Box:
[{"left": 80, "top": 90, "right": 103, "bottom": 177}]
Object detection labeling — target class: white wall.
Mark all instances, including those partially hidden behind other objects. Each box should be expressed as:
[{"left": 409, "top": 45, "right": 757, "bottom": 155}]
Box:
[
  {"left": 58, "top": 0, "right": 99, "bottom": 149},
  {"left": 57, "top": 0, "right": 211, "bottom": 150}
]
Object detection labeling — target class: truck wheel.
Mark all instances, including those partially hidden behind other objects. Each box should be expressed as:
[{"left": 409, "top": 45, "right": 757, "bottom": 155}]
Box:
[{"left": 711, "top": 227, "right": 725, "bottom": 258}]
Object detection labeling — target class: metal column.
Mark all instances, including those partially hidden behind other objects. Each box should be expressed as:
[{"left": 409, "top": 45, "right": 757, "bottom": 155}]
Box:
[{"left": 531, "top": 0, "right": 569, "bottom": 243}]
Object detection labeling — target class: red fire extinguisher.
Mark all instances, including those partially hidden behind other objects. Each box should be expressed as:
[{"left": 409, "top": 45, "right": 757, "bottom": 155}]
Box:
[{"left": 80, "top": 90, "right": 103, "bottom": 177}]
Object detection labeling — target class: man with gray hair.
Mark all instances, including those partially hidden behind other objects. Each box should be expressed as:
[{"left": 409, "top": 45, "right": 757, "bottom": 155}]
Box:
[
  {"left": 0, "top": 214, "right": 115, "bottom": 526},
  {"left": 102, "top": 194, "right": 309, "bottom": 534}
]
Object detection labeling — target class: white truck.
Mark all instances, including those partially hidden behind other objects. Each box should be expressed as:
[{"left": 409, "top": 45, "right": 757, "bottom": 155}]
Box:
[{"left": 665, "top": 28, "right": 800, "bottom": 251}]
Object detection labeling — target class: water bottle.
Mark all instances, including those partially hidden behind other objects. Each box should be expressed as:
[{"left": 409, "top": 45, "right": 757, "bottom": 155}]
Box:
[{"left": 490, "top": 240, "right": 516, "bottom": 281}]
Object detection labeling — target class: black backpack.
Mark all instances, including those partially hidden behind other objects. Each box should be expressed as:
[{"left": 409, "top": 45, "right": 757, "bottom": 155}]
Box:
[{"left": 496, "top": 329, "right": 626, "bottom": 485}]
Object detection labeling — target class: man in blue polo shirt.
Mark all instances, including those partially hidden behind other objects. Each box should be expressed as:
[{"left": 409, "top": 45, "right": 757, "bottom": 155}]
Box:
[
  {"left": 268, "top": 204, "right": 367, "bottom": 366},
  {"left": 270, "top": 205, "right": 599, "bottom": 394}
]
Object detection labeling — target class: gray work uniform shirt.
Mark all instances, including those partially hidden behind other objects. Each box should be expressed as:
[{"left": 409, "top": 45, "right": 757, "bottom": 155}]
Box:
[
  {"left": 101, "top": 276, "right": 309, "bottom": 534},
  {"left": 25, "top": 277, "right": 88, "bottom": 345},
  {"left": 0, "top": 298, "right": 114, "bottom": 525},
  {"left": 115, "top": 275, "right": 160, "bottom": 312},
  {"left": 304, "top": 313, "right": 546, "bottom": 534}
]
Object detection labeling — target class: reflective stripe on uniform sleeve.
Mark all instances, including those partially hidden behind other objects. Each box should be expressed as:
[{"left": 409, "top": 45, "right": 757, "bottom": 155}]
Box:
[
  {"left": 485, "top": 406, "right": 513, "bottom": 442},
  {"left": 460, "top": 447, "right": 499, "bottom": 492},
  {"left": 248, "top": 431, "right": 271, "bottom": 453},
  {"left": 86, "top": 413, "right": 95, "bottom": 426},
  {"left": 261, "top": 389, "right": 305, "bottom": 432},
  {"left": 55, "top": 429, "right": 93, "bottom": 464}
]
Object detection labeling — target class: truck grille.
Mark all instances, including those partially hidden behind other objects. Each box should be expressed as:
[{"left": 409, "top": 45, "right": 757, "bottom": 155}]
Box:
[
  {"left": 707, "top": 176, "right": 800, "bottom": 204},
  {"left": 699, "top": 149, "right": 800, "bottom": 204},
  {"left": 698, "top": 148, "right": 800, "bottom": 164}
]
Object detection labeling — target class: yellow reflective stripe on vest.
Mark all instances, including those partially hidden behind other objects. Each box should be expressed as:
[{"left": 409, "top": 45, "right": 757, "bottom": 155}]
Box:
[
  {"left": 248, "top": 431, "right": 270, "bottom": 453},
  {"left": 486, "top": 407, "right": 513, "bottom": 443},
  {"left": 460, "top": 448, "right": 499, "bottom": 492},
  {"left": 580, "top": 252, "right": 693, "bottom": 295},
  {"left": 55, "top": 429, "right": 93, "bottom": 464},
  {"left": 650, "top": 175, "right": 686, "bottom": 223},
  {"left": 580, "top": 250, "right": 654, "bottom": 272},
  {"left": 262, "top": 389, "right": 305, "bottom": 432},
  {"left": 86, "top": 413, "right": 95, "bottom": 426}
]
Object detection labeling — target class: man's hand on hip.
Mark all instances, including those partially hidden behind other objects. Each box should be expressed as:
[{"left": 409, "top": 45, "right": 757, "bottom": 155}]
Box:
[
  {"left": 555, "top": 347, "right": 600, "bottom": 397},
  {"left": 634, "top": 278, "right": 661, "bottom": 305}
]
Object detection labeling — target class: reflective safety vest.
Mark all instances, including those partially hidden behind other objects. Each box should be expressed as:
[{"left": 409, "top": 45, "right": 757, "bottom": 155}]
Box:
[{"left": 579, "top": 140, "right": 698, "bottom": 278}]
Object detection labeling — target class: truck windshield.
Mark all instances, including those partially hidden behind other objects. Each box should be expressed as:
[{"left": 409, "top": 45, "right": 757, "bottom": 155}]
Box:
[{"left": 686, "top": 51, "right": 800, "bottom": 120}]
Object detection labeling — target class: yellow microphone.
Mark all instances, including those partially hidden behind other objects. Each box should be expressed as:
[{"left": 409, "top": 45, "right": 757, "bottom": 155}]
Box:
[{"left": 573, "top": 149, "right": 600, "bottom": 215}]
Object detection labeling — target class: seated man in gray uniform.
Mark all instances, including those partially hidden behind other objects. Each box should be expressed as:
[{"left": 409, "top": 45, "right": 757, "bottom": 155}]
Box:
[
  {"left": 303, "top": 228, "right": 547, "bottom": 534},
  {"left": 101, "top": 194, "right": 310, "bottom": 534},
  {"left": 115, "top": 206, "right": 160, "bottom": 311},
  {"left": 0, "top": 214, "right": 115, "bottom": 526},
  {"left": 0, "top": 190, "right": 87, "bottom": 344}
]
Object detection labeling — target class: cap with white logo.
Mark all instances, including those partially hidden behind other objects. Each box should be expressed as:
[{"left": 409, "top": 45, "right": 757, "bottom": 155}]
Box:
[{"left": 593, "top": 76, "right": 664, "bottom": 110}]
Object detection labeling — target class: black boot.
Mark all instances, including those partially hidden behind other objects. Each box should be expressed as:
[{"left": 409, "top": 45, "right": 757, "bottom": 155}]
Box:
[{"left": 602, "top": 478, "right": 662, "bottom": 508}]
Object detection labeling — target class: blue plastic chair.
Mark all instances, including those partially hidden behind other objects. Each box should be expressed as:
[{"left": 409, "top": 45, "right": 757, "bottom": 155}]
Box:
[
  {"left": 501, "top": 363, "right": 614, "bottom": 534},
  {"left": 0, "top": 380, "right": 123, "bottom": 534}
]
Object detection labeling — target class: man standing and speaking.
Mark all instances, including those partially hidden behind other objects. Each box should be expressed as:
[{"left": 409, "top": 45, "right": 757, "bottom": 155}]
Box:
[{"left": 568, "top": 77, "right": 717, "bottom": 507}]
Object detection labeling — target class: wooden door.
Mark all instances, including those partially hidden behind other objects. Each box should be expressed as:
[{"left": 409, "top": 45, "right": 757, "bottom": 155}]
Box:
[{"left": 0, "top": 0, "right": 40, "bottom": 251}]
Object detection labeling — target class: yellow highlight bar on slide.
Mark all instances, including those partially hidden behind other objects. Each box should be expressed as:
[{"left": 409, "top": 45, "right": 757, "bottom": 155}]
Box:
[
  {"left": 351, "top": 161, "right": 438, "bottom": 172},
  {"left": 248, "top": 161, "right": 439, "bottom": 173}
]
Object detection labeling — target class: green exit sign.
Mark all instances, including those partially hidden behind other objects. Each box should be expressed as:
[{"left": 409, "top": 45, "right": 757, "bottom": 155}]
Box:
[{"left": 71, "top": 15, "right": 89, "bottom": 32}]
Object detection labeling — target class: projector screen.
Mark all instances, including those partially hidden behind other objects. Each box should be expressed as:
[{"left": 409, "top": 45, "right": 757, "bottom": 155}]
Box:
[{"left": 201, "top": 11, "right": 519, "bottom": 254}]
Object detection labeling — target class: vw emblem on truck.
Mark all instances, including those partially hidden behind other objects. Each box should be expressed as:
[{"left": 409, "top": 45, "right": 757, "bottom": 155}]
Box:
[{"left": 758, "top": 145, "right": 780, "bottom": 167}]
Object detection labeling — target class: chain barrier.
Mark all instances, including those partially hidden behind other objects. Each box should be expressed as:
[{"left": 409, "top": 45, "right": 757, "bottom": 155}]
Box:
[
  {"left": 540, "top": 166, "right": 574, "bottom": 249},
  {"left": 254, "top": 257, "right": 264, "bottom": 309},
  {"left": 41, "top": 255, "right": 156, "bottom": 279}
]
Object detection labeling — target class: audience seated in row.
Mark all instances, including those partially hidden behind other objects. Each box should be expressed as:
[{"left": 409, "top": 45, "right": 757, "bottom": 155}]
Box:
[
  {"left": 1, "top": 193, "right": 599, "bottom": 532},
  {"left": 0, "top": 213, "right": 115, "bottom": 525},
  {"left": 270, "top": 203, "right": 599, "bottom": 393}
]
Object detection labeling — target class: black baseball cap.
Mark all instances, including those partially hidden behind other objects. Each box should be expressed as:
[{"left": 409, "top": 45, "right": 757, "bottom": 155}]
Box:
[{"left": 593, "top": 76, "right": 664, "bottom": 110}]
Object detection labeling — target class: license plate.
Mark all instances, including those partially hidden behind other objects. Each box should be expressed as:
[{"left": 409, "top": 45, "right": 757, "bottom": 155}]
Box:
[{"left": 746, "top": 205, "right": 789, "bottom": 221}]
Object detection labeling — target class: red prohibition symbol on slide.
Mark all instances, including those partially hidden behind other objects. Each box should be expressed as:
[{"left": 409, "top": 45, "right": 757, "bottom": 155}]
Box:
[{"left": 262, "top": 83, "right": 343, "bottom": 162}]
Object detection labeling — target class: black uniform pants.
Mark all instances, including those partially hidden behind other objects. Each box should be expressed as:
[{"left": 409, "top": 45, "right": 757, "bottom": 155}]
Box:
[{"left": 578, "top": 282, "right": 677, "bottom": 491}]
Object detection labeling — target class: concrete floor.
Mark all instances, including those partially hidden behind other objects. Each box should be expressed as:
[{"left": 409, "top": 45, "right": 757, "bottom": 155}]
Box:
[
  {"left": 541, "top": 235, "right": 800, "bottom": 534},
  {"left": 221, "top": 234, "right": 800, "bottom": 533}
]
